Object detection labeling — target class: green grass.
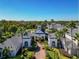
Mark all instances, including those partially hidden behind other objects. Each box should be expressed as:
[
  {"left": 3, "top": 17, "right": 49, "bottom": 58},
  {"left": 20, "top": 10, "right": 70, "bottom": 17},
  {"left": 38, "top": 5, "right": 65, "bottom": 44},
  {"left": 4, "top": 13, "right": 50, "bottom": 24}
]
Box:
[
  {"left": 46, "top": 48, "right": 71, "bottom": 59},
  {"left": 43, "top": 41, "right": 71, "bottom": 59},
  {"left": 27, "top": 51, "right": 34, "bottom": 58},
  {"left": 47, "top": 51, "right": 59, "bottom": 59}
]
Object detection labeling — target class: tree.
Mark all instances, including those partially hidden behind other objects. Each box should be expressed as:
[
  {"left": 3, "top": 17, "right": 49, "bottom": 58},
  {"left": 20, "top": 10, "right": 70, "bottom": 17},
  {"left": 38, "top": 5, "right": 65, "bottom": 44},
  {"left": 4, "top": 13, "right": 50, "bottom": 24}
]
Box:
[
  {"left": 74, "top": 33, "right": 79, "bottom": 46},
  {"left": 0, "top": 29, "right": 2, "bottom": 37},
  {"left": 55, "top": 30, "right": 64, "bottom": 48},
  {"left": 74, "top": 33, "right": 79, "bottom": 56},
  {"left": 51, "top": 19, "right": 54, "bottom": 23},
  {"left": 8, "top": 25, "right": 18, "bottom": 33},
  {"left": 61, "top": 27, "right": 69, "bottom": 52},
  {"left": 62, "top": 27, "right": 68, "bottom": 43},
  {"left": 21, "top": 48, "right": 28, "bottom": 59},
  {"left": 66, "top": 21, "right": 77, "bottom": 49},
  {"left": 2, "top": 47, "right": 10, "bottom": 59},
  {"left": 66, "top": 21, "right": 77, "bottom": 37}
]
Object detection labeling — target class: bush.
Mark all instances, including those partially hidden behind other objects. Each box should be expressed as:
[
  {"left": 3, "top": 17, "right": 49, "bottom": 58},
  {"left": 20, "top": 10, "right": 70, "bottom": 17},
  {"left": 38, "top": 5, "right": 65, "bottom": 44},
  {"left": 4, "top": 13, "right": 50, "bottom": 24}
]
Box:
[
  {"left": 27, "top": 47, "right": 36, "bottom": 51},
  {"left": 28, "top": 52, "right": 35, "bottom": 59},
  {"left": 71, "top": 56, "right": 77, "bottom": 59}
]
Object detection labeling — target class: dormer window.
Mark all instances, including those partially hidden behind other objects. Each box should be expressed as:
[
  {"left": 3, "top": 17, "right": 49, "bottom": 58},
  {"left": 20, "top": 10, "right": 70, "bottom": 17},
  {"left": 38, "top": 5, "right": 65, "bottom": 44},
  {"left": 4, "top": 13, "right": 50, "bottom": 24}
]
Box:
[
  {"left": 24, "top": 41, "right": 28, "bottom": 47},
  {"left": 0, "top": 48, "right": 2, "bottom": 57}
]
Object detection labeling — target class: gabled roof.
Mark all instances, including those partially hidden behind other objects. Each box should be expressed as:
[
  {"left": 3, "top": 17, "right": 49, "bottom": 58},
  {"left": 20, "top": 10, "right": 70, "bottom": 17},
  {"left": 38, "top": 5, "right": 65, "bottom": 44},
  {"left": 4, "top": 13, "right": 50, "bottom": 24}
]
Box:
[
  {"left": 48, "top": 33, "right": 56, "bottom": 39},
  {"left": 23, "top": 32, "right": 32, "bottom": 39},
  {"left": 67, "top": 28, "right": 78, "bottom": 37},
  {"left": 35, "top": 29, "right": 45, "bottom": 34},
  {"left": 0, "top": 34, "right": 22, "bottom": 51}
]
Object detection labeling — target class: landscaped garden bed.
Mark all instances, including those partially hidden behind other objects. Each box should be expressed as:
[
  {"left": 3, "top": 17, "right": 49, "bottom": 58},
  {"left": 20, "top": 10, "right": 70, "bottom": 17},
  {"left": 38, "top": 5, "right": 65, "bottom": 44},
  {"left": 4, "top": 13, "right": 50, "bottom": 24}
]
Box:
[{"left": 46, "top": 48, "right": 71, "bottom": 59}]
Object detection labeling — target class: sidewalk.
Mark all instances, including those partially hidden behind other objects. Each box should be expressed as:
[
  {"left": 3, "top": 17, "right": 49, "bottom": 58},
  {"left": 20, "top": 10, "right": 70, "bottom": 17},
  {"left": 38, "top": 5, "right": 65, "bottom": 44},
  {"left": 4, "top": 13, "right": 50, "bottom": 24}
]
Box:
[{"left": 35, "top": 42, "right": 46, "bottom": 59}]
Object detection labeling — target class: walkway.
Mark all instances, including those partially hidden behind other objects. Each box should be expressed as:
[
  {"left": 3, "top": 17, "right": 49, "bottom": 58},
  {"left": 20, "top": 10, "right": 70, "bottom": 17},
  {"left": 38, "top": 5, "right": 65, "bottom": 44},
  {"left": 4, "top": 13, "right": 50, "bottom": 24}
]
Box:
[{"left": 35, "top": 42, "right": 46, "bottom": 59}]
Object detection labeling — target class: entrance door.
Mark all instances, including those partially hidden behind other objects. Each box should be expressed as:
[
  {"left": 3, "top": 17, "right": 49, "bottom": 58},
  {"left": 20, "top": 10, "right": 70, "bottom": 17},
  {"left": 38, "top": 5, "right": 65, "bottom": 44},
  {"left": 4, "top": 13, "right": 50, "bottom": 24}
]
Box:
[
  {"left": 24, "top": 41, "right": 28, "bottom": 47},
  {"left": 52, "top": 41, "right": 55, "bottom": 47}
]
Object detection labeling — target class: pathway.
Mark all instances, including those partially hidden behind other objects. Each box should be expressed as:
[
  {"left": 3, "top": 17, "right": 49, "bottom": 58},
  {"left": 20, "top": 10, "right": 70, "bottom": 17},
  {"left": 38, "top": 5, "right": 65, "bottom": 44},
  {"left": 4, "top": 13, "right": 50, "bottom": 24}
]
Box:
[{"left": 35, "top": 42, "right": 46, "bottom": 59}]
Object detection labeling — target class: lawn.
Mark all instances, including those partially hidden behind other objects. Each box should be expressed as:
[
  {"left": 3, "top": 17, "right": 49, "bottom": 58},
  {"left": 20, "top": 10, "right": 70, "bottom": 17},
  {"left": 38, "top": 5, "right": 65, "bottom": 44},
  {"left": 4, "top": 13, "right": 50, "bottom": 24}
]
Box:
[
  {"left": 27, "top": 51, "right": 34, "bottom": 59},
  {"left": 46, "top": 48, "right": 71, "bottom": 59},
  {"left": 43, "top": 41, "right": 71, "bottom": 59}
]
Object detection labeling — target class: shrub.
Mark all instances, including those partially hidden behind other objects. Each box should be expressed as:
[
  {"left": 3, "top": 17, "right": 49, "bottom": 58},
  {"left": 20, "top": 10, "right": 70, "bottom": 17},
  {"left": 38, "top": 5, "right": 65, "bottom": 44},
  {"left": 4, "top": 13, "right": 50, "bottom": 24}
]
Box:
[{"left": 71, "top": 56, "right": 77, "bottom": 59}]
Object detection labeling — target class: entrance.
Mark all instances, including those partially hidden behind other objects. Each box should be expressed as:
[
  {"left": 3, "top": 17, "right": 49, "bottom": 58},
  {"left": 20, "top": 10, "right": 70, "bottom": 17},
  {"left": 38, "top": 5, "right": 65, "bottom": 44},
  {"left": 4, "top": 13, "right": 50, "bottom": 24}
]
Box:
[
  {"left": 24, "top": 41, "right": 28, "bottom": 47},
  {"left": 52, "top": 41, "right": 55, "bottom": 47}
]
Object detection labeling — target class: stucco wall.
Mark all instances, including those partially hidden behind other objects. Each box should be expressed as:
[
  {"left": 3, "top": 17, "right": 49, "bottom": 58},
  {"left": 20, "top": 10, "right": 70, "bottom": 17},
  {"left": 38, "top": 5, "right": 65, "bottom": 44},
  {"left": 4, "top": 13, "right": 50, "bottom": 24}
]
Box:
[
  {"left": 48, "top": 38, "right": 57, "bottom": 48},
  {"left": 23, "top": 39, "right": 31, "bottom": 47},
  {"left": 64, "top": 34, "right": 78, "bottom": 55}
]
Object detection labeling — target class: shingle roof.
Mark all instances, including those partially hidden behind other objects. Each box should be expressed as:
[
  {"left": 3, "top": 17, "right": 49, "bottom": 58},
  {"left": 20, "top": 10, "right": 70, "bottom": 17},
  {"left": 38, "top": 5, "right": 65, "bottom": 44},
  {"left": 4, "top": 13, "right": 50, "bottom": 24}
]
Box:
[
  {"left": 0, "top": 34, "right": 22, "bottom": 51},
  {"left": 67, "top": 28, "right": 78, "bottom": 37},
  {"left": 35, "top": 29, "right": 45, "bottom": 34},
  {"left": 48, "top": 33, "right": 56, "bottom": 39}
]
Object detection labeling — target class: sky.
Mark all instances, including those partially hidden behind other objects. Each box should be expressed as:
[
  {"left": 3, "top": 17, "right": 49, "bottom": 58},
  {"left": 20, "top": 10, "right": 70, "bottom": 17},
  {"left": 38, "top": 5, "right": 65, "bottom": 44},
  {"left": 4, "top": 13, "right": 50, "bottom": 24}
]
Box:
[{"left": 0, "top": 0, "right": 78, "bottom": 21}]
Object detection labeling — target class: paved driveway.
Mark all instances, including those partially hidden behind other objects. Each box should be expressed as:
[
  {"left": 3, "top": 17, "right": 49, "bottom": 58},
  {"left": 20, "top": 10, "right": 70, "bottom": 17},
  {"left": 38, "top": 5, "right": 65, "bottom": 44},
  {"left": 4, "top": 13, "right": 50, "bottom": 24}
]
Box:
[{"left": 35, "top": 42, "right": 46, "bottom": 59}]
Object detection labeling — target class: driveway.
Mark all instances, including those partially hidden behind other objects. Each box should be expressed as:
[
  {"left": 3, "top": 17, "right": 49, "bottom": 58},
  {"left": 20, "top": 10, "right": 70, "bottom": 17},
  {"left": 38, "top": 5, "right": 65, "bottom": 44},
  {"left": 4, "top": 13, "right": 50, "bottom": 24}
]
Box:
[{"left": 35, "top": 42, "right": 46, "bottom": 59}]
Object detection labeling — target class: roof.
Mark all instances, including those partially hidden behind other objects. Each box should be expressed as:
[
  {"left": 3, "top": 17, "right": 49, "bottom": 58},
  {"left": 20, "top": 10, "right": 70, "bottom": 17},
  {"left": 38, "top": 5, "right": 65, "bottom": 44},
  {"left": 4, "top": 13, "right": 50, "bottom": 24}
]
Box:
[
  {"left": 0, "top": 34, "right": 22, "bottom": 51},
  {"left": 67, "top": 28, "right": 78, "bottom": 37},
  {"left": 62, "top": 37, "right": 78, "bottom": 49},
  {"left": 48, "top": 33, "right": 56, "bottom": 39},
  {"left": 35, "top": 29, "right": 45, "bottom": 34}
]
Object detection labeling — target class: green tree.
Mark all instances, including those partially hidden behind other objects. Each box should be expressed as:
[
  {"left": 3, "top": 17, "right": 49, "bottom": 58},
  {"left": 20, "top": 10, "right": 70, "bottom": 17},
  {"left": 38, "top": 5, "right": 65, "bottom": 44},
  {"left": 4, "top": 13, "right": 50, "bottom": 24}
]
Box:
[
  {"left": 9, "top": 25, "right": 18, "bottom": 33},
  {"left": 74, "top": 33, "right": 79, "bottom": 57},
  {"left": 55, "top": 30, "right": 64, "bottom": 48},
  {"left": 62, "top": 27, "right": 68, "bottom": 42},
  {"left": 66, "top": 21, "right": 77, "bottom": 49},
  {"left": 2, "top": 47, "right": 10, "bottom": 59},
  {"left": 75, "top": 33, "right": 79, "bottom": 46},
  {"left": 51, "top": 19, "right": 54, "bottom": 23},
  {"left": 21, "top": 48, "right": 28, "bottom": 59}
]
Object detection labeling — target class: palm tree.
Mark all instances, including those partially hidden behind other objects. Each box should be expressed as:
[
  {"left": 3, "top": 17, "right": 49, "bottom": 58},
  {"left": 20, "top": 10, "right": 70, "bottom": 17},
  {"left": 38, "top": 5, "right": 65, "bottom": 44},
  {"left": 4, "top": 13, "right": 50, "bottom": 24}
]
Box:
[
  {"left": 66, "top": 21, "right": 77, "bottom": 49},
  {"left": 62, "top": 27, "right": 68, "bottom": 45},
  {"left": 21, "top": 48, "right": 28, "bottom": 59},
  {"left": 61, "top": 27, "right": 69, "bottom": 53},
  {"left": 74, "top": 33, "right": 79, "bottom": 46},
  {"left": 74, "top": 33, "right": 79, "bottom": 56},
  {"left": 55, "top": 30, "right": 64, "bottom": 48},
  {"left": 2, "top": 47, "right": 10, "bottom": 59}
]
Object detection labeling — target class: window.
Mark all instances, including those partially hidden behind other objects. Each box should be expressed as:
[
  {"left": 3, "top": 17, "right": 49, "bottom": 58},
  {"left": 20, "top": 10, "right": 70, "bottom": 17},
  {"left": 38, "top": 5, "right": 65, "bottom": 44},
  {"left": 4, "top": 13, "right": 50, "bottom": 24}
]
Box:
[
  {"left": 24, "top": 41, "right": 28, "bottom": 47},
  {"left": 0, "top": 48, "right": 2, "bottom": 57},
  {"left": 0, "top": 52, "right": 1, "bottom": 57},
  {"left": 52, "top": 41, "right": 55, "bottom": 47}
]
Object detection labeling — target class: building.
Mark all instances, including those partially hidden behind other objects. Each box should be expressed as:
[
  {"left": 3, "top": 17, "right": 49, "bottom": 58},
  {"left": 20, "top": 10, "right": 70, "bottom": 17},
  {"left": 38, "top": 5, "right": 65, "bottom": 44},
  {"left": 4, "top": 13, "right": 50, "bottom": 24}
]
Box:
[
  {"left": 48, "top": 33, "right": 57, "bottom": 48},
  {"left": 33, "top": 25, "right": 48, "bottom": 40},
  {"left": 0, "top": 24, "right": 79, "bottom": 58},
  {"left": 47, "top": 23, "right": 55, "bottom": 29},
  {"left": 47, "top": 23, "right": 64, "bottom": 30},
  {"left": 22, "top": 32, "right": 32, "bottom": 48},
  {"left": 62, "top": 28, "right": 79, "bottom": 56},
  {"left": 0, "top": 32, "right": 32, "bottom": 58},
  {"left": 0, "top": 34, "right": 22, "bottom": 58}
]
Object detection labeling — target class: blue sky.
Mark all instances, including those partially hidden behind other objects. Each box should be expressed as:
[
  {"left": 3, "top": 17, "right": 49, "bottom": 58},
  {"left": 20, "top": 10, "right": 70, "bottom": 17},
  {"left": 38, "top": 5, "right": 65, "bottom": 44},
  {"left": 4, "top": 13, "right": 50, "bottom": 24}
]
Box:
[{"left": 0, "top": 0, "right": 78, "bottom": 21}]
